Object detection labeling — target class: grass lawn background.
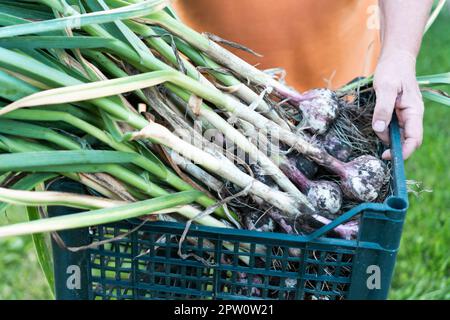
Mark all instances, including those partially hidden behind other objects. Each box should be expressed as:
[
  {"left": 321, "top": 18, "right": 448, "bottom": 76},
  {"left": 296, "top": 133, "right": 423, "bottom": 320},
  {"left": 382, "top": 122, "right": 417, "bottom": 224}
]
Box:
[{"left": 0, "top": 10, "right": 448, "bottom": 300}]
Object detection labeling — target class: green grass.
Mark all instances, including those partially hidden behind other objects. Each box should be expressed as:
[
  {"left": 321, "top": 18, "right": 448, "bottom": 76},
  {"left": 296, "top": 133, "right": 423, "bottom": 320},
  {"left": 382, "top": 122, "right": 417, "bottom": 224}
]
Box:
[
  {"left": 0, "top": 12, "right": 448, "bottom": 301},
  {"left": 0, "top": 206, "right": 52, "bottom": 299}
]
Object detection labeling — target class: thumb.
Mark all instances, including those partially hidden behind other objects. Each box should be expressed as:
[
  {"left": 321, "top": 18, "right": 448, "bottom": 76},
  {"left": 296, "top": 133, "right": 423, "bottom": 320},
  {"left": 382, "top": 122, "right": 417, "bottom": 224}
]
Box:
[{"left": 372, "top": 85, "right": 398, "bottom": 144}]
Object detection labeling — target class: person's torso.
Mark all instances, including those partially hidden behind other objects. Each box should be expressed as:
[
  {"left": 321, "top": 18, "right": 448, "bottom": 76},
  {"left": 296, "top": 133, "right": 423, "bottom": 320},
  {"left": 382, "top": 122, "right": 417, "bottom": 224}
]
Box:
[{"left": 174, "top": 0, "right": 380, "bottom": 91}]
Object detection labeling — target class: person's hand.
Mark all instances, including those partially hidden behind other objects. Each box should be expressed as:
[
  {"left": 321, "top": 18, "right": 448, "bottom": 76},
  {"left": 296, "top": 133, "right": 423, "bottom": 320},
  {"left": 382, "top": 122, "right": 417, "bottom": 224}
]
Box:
[{"left": 372, "top": 50, "right": 424, "bottom": 160}]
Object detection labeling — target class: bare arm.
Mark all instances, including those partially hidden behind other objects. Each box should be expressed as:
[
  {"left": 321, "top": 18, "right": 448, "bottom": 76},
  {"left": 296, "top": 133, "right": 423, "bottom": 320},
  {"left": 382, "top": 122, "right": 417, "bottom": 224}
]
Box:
[{"left": 373, "top": 0, "right": 433, "bottom": 159}]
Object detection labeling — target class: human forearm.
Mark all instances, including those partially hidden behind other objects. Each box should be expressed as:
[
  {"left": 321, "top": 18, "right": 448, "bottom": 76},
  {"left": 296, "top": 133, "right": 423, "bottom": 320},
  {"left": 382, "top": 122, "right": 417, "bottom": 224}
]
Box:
[
  {"left": 372, "top": 0, "right": 433, "bottom": 159},
  {"left": 379, "top": 0, "right": 433, "bottom": 59}
]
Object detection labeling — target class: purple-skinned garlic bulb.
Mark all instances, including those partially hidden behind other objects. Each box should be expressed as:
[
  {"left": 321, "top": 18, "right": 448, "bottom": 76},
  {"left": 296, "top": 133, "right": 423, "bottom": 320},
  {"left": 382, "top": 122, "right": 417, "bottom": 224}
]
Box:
[
  {"left": 319, "top": 130, "right": 352, "bottom": 162},
  {"left": 282, "top": 160, "right": 342, "bottom": 215},
  {"left": 277, "top": 125, "right": 388, "bottom": 202},
  {"left": 300, "top": 139, "right": 388, "bottom": 202},
  {"left": 299, "top": 89, "right": 339, "bottom": 134},
  {"left": 331, "top": 155, "right": 388, "bottom": 202}
]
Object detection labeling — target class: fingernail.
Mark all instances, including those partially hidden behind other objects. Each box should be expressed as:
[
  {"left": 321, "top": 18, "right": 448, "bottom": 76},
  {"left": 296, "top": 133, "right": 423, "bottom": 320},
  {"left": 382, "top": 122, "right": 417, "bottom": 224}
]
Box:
[{"left": 373, "top": 120, "right": 386, "bottom": 133}]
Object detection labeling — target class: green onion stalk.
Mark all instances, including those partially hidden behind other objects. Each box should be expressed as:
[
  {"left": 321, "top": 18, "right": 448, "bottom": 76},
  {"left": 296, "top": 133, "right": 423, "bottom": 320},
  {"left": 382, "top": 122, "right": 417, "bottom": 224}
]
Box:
[
  {"left": 0, "top": 190, "right": 202, "bottom": 238},
  {"left": 0, "top": 51, "right": 234, "bottom": 219},
  {"left": 0, "top": 129, "right": 227, "bottom": 228},
  {"left": 0, "top": 134, "right": 253, "bottom": 259},
  {"left": 0, "top": 9, "right": 310, "bottom": 215},
  {"left": 0, "top": 65, "right": 311, "bottom": 215},
  {"left": 0, "top": 135, "right": 253, "bottom": 255},
  {"left": 36, "top": 1, "right": 305, "bottom": 201},
  {"left": 0, "top": 31, "right": 308, "bottom": 207}
]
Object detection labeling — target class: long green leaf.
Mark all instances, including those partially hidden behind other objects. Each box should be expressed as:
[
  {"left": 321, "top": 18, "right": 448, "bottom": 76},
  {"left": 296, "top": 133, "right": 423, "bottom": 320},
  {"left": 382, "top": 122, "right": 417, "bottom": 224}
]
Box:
[
  {"left": 338, "top": 73, "right": 450, "bottom": 93},
  {"left": 0, "top": 119, "right": 81, "bottom": 150},
  {"left": 22, "top": 48, "right": 93, "bottom": 82},
  {"left": 0, "top": 0, "right": 168, "bottom": 38},
  {"left": 0, "top": 46, "right": 82, "bottom": 87},
  {"left": 0, "top": 47, "right": 139, "bottom": 124},
  {"left": 0, "top": 190, "right": 202, "bottom": 238},
  {"left": 424, "top": 0, "right": 447, "bottom": 33},
  {"left": 0, "top": 70, "right": 174, "bottom": 113},
  {"left": 27, "top": 206, "right": 55, "bottom": 297},
  {"left": 422, "top": 89, "right": 450, "bottom": 106},
  {"left": 0, "top": 12, "right": 31, "bottom": 27},
  {"left": 417, "top": 72, "right": 450, "bottom": 85},
  {"left": 81, "top": 50, "right": 147, "bottom": 101},
  {"left": 0, "top": 173, "right": 57, "bottom": 214},
  {"left": 0, "top": 70, "right": 102, "bottom": 125},
  {"left": 0, "top": 134, "right": 52, "bottom": 152},
  {"left": 0, "top": 69, "right": 37, "bottom": 101},
  {"left": 0, "top": 150, "right": 138, "bottom": 172},
  {"left": 81, "top": 0, "right": 132, "bottom": 42},
  {"left": 0, "top": 36, "right": 116, "bottom": 49},
  {"left": 0, "top": 187, "right": 126, "bottom": 209},
  {"left": 96, "top": 0, "right": 151, "bottom": 60},
  {"left": 0, "top": 3, "right": 54, "bottom": 20}
]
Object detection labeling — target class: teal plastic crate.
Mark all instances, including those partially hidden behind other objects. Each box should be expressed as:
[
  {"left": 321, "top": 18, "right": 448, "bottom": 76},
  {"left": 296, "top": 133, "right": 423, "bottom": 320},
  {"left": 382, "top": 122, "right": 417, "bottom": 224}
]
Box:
[{"left": 49, "top": 119, "right": 408, "bottom": 300}]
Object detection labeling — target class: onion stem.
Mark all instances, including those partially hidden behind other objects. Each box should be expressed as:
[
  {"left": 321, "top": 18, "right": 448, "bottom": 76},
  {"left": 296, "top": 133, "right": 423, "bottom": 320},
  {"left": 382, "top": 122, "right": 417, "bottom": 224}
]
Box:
[
  {"left": 127, "top": 122, "right": 304, "bottom": 217},
  {"left": 3, "top": 108, "right": 231, "bottom": 218},
  {"left": 0, "top": 190, "right": 203, "bottom": 238}
]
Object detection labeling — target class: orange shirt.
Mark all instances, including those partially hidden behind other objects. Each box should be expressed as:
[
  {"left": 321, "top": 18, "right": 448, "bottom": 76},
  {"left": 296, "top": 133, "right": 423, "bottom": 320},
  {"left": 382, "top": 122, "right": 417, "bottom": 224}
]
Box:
[{"left": 173, "top": 0, "right": 381, "bottom": 91}]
